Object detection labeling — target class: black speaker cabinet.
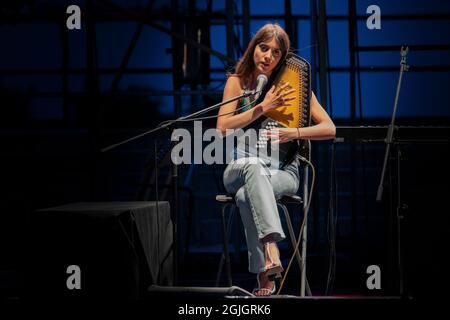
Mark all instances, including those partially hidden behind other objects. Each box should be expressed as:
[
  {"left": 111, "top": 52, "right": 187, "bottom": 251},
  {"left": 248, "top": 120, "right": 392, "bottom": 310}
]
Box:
[{"left": 27, "top": 201, "right": 172, "bottom": 299}]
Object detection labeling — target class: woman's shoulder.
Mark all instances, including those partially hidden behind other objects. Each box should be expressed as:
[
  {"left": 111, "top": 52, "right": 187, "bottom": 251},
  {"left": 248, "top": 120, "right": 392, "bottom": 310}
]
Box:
[
  {"left": 227, "top": 74, "right": 242, "bottom": 84},
  {"left": 225, "top": 75, "right": 244, "bottom": 92}
]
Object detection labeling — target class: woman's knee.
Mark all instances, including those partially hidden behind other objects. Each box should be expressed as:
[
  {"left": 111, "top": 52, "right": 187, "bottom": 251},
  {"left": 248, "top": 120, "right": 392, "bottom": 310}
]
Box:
[
  {"left": 234, "top": 187, "right": 246, "bottom": 205},
  {"left": 243, "top": 161, "right": 269, "bottom": 178}
]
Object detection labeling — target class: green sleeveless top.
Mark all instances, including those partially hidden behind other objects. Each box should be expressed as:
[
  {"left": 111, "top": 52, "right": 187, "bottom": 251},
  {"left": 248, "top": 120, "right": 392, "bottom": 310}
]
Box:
[{"left": 239, "top": 88, "right": 256, "bottom": 113}]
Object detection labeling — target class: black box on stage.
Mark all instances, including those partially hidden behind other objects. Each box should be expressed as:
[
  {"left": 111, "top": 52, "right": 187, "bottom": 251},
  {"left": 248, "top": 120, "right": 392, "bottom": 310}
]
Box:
[{"left": 27, "top": 201, "right": 172, "bottom": 299}]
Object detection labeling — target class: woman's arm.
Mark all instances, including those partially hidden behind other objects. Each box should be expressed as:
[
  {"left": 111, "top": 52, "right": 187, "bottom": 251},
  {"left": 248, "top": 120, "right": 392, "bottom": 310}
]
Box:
[
  {"left": 216, "top": 77, "right": 264, "bottom": 135},
  {"left": 216, "top": 76, "right": 291, "bottom": 135},
  {"left": 297, "top": 91, "right": 336, "bottom": 140},
  {"left": 266, "top": 91, "right": 336, "bottom": 142}
]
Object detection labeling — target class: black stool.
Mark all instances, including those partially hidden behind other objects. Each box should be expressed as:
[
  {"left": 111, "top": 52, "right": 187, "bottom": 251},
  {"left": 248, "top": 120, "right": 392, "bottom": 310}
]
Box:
[{"left": 215, "top": 194, "right": 308, "bottom": 293}]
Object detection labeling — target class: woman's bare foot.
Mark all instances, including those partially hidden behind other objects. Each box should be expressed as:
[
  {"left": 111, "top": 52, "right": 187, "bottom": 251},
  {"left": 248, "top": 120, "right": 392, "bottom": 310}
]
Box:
[
  {"left": 264, "top": 242, "right": 283, "bottom": 275},
  {"left": 253, "top": 271, "right": 276, "bottom": 296}
]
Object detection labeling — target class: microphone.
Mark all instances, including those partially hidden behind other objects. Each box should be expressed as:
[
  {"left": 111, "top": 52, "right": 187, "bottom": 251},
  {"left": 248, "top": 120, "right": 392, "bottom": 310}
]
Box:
[{"left": 254, "top": 74, "right": 268, "bottom": 101}]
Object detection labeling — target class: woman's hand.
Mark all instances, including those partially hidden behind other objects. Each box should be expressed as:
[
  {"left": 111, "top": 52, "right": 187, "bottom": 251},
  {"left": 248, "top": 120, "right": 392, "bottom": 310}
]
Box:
[
  {"left": 265, "top": 128, "right": 299, "bottom": 144},
  {"left": 260, "top": 82, "right": 295, "bottom": 113}
]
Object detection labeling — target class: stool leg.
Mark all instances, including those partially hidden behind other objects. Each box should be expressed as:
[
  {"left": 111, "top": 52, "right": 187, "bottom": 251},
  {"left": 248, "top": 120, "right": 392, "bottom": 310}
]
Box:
[
  {"left": 300, "top": 213, "right": 311, "bottom": 296},
  {"left": 218, "top": 203, "right": 233, "bottom": 287},
  {"left": 215, "top": 252, "right": 225, "bottom": 286},
  {"left": 279, "top": 203, "right": 312, "bottom": 296},
  {"left": 301, "top": 165, "right": 312, "bottom": 296},
  {"left": 279, "top": 204, "right": 304, "bottom": 271},
  {"left": 216, "top": 203, "right": 228, "bottom": 286}
]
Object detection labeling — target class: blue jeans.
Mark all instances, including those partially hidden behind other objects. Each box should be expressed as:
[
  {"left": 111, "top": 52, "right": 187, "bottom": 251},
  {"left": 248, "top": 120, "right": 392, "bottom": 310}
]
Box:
[{"left": 223, "top": 157, "right": 300, "bottom": 274}]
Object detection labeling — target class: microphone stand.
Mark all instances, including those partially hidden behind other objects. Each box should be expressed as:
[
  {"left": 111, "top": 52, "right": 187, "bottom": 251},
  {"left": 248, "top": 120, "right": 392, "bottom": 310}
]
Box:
[
  {"left": 376, "top": 46, "right": 409, "bottom": 297},
  {"left": 101, "top": 90, "right": 255, "bottom": 285}
]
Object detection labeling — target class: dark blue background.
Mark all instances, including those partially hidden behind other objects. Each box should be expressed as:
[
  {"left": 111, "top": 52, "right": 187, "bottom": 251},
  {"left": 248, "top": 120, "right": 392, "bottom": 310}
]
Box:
[{"left": 1, "top": 0, "right": 449, "bottom": 301}]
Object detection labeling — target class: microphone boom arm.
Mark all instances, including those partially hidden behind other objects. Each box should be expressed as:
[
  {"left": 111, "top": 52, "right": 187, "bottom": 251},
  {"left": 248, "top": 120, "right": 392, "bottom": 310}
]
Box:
[{"left": 100, "top": 90, "right": 257, "bottom": 152}]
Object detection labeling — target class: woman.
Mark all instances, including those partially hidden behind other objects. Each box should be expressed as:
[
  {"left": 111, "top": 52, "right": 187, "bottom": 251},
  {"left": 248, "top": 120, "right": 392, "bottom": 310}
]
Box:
[{"left": 217, "top": 23, "right": 336, "bottom": 296}]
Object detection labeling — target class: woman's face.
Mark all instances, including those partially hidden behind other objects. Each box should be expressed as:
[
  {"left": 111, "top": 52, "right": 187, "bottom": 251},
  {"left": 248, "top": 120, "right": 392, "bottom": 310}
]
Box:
[{"left": 253, "top": 37, "right": 282, "bottom": 77}]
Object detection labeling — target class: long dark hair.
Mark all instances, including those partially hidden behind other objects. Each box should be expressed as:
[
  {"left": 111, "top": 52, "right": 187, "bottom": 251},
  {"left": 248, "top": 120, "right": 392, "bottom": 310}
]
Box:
[{"left": 231, "top": 23, "right": 290, "bottom": 87}]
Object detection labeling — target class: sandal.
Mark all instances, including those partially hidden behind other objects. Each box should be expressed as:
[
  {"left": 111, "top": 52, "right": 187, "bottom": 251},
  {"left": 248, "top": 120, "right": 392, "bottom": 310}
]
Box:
[
  {"left": 264, "top": 242, "right": 284, "bottom": 276},
  {"left": 252, "top": 273, "right": 276, "bottom": 296}
]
